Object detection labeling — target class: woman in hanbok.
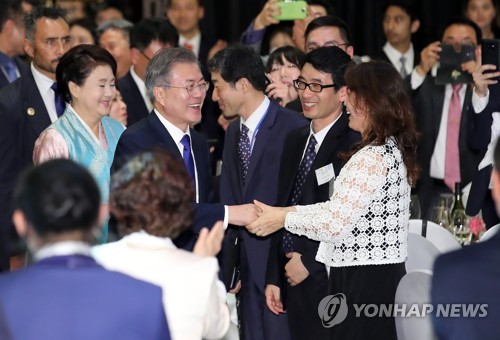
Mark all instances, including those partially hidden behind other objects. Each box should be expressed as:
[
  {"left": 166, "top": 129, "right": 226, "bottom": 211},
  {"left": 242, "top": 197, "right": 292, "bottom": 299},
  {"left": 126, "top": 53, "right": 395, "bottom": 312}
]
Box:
[
  {"left": 33, "top": 44, "right": 125, "bottom": 242},
  {"left": 247, "top": 61, "right": 420, "bottom": 340}
]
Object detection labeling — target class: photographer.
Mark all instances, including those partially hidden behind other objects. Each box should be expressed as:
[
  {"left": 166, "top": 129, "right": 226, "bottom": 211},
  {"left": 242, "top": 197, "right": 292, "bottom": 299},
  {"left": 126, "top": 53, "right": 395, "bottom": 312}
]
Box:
[{"left": 410, "top": 18, "right": 484, "bottom": 220}]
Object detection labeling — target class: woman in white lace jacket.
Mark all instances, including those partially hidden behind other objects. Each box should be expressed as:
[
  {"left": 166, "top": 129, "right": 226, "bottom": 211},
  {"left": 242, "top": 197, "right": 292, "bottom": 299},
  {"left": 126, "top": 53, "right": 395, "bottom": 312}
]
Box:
[{"left": 247, "top": 61, "right": 420, "bottom": 340}]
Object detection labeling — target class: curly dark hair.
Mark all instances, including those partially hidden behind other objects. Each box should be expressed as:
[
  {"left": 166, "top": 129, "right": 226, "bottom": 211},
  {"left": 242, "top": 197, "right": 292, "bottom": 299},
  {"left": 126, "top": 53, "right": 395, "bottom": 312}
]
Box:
[
  {"left": 344, "top": 61, "right": 420, "bottom": 186},
  {"left": 109, "top": 150, "right": 194, "bottom": 238}
]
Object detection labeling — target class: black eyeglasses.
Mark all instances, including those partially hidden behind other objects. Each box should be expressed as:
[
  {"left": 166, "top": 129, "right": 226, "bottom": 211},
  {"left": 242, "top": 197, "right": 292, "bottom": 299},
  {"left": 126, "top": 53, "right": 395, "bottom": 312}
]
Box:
[{"left": 293, "top": 79, "right": 336, "bottom": 93}]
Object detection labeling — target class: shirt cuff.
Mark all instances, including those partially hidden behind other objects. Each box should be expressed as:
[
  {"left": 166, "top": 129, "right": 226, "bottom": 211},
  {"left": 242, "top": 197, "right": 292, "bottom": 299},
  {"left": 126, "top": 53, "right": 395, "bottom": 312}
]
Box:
[
  {"left": 223, "top": 205, "right": 229, "bottom": 230},
  {"left": 410, "top": 68, "right": 426, "bottom": 90},
  {"left": 472, "top": 88, "right": 490, "bottom": 113}
]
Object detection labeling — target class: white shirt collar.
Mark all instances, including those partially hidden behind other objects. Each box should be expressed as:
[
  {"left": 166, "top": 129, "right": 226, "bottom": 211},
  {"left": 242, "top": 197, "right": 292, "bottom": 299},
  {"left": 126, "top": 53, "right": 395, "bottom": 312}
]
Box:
[
  {"left": 154, "top": 108, "right": 191, "bottom": 145},
  {"left": 240, "top": 96, "right": 270, "bottom": 133},
  {"left": 31, "top": 63, "right": 59, "bottom": 122},
  {"left": 179, "top": 31, "right": 201, "bottom": 58},
  {"left": 34, "top": 241, "right": 91, "bottom": 261},
  {"left": 310, "top": 112, "right": 342, "bottom": 148},
  {"left": 383, "top": 41, "right": 414, "bottom": 73},
  {"left": 130, "top": 67, "right": 153, "bottom": 112}
]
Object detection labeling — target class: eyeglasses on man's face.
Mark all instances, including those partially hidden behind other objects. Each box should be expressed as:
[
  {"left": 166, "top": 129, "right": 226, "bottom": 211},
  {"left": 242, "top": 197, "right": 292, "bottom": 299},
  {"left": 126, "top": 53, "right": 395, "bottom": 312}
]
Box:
[
  {"left": 293, "top": 79, "right": 336, "bottom": 93},
  {"left": 164, "top": 81, "right": 210, "bottom": 95}
]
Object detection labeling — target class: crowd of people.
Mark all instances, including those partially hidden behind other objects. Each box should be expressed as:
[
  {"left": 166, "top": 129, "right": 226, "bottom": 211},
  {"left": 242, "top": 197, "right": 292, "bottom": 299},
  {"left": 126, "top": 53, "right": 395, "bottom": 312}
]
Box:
[{"left": 0, "top": 0, "right": 499, "bottom": 340}]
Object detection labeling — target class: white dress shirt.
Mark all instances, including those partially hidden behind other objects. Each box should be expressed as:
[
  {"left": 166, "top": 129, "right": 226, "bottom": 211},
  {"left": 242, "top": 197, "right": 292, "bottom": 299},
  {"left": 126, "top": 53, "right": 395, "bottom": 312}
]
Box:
[
  {"left": 240, "top": 96, "right": 271, "bottom": 150},
  {"left": 179, "top": 31, "right": 201, "bottom": 58},
  {"left": 130, "top": 67, "right": 153, "bottom": 112},
  {"left": 31, "top": 63, "right": 59, "bottom": 123},
  {"left": 383, "top": 41, "right": 414, "bottom": 75}
]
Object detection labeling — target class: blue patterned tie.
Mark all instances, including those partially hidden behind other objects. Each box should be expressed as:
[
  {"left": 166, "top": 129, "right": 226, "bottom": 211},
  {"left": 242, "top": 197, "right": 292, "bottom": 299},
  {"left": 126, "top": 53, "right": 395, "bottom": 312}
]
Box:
[
  {"left": 3, "top": 60, "right": 18, "bottom": 83},
  {"left": 180, "top": 134, "right": 196, "bottom": 189},
  {"left": 283, "top": 135, "right": 318, "bottom": 253},
  {"left": 51, "top": 82, "right": 66, "bottom": 117},
  {"left": 238, "top": 124, "right": 251, "bottom": 184}
]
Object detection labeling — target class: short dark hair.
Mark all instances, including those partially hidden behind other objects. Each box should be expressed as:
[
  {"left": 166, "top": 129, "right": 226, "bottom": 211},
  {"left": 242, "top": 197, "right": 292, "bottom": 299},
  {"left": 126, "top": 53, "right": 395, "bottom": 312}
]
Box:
[
  {"left": 130, "top": 18, "right": 178, "bottom": 50},
  {"left": 208, "top": 45, "right": 267, "bottom": 91},
  {"left": 69, "top": 18, "right": 97, "bottom": 44},
  {"left": 0, "top": 0, "right": 23, "bottom": 31},
  {"left": 303, "top": 46, "right": 353, "bottom": 88},
  {"left": 384, "top": 1, "right": 419, "bottom": 22},
  {"left": 441, "top": 17, "right": 482, "bottom": 44},
  {"left": 109, "top": 150, "right": 194, "bottom": 238},
  {"left": 14, "top": 159, "right": 101, "bottom": 236},
  {"left": 307, "top": 0, "right": 334, "bottom": 16},
  {"left": 344, "top": 61, "right": 420, "bottom": 185},
  {"left": 56, "top": 44, "right": 117, "bottom": 103},
  {"left": 266, "top": 46, "right": 305, "bottom": 73},
  {"left": 24, "top": 6, "right": 68, "bottom": 41},
  {"left": 305, "top": 15, "right": 352, "bottom": 46}
]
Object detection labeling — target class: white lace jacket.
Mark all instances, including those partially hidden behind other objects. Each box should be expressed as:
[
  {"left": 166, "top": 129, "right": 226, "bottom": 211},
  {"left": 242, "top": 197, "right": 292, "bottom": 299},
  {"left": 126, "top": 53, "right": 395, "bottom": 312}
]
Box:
[{"left": 285, "top": 137, "right": 410, "bottom": 267}]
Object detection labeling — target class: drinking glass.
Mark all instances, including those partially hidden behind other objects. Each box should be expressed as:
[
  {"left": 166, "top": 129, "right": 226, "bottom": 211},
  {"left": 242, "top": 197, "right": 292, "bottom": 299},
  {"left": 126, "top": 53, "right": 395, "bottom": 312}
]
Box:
[{"left": 431, "top": 206, "right": 451, "bottom": 231}]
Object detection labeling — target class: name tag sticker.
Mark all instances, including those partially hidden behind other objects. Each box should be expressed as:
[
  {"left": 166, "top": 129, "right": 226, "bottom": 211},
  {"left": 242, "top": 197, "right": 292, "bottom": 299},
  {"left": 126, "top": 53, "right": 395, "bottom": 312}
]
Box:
[{"left": 315, "top": 163, "right": 335, "bottom": 186}]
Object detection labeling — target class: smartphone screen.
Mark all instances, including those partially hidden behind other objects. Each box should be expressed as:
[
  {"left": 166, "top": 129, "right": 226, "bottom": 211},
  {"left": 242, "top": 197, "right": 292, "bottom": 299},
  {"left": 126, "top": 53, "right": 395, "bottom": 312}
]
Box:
[{"left": 482, "top": 39, "right": 500, "bottom": 80}]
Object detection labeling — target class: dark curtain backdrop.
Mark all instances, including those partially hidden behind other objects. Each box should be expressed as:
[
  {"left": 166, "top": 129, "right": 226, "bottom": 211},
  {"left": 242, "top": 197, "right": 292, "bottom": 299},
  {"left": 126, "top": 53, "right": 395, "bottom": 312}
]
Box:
[{"left": 201, "top": 0, "right": 471, "bottom": 57}]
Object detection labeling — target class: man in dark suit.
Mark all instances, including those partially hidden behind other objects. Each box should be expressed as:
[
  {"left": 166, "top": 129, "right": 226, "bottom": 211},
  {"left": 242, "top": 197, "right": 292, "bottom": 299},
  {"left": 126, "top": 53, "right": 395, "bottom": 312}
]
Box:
[
  {"left": 0, "top": 159, "right": 171, "bottom": 340},
  {"left": 265, "top": 47, "right": 360, "bottom": 340},
  {"left": 117, "top": 18, "right": 178, "bottom": 126},
  {"left": 209, "top": 45, "right": 308, "bottom": 340},
  {"left": 0, "top": 6, "right": 70, "bottom": 272},
  {"left": 112, "top": 47, "right": 256, "bottom": 251},
  {"left": 0, "top": 0, "right": 28, "bottom": 90},
  {"left": 375, "top": 1, "right": 420, "bottom": 77},
  {"left": 432, "top": 138, "right": 500, "bottom": 340},
  {"left": 410, "top": 18, "right": 484, "bottom": 218}
]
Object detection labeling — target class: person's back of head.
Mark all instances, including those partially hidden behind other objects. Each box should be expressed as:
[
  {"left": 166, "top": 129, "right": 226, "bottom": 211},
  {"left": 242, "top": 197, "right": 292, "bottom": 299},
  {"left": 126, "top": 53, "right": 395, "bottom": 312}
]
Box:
[
  {"left": 207, "top": 45, "right": 267, "bottom": 92},
  {"left": 13, "top": 159, "right": 101, "bottom": 242}
]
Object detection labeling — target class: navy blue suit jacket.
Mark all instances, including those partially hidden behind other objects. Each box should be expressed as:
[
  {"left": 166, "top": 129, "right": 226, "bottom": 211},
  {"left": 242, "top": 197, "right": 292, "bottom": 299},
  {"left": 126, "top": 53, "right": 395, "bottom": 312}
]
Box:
[
  {"left": 111, "top": 111, "right": 224, "bottom": 250},
  {"left": 0, "top": 255, "right": 170, "bottom": 340},
  {"left": 432, "top": 231, "right": 500, "bottom": 340},
  {"left": 220, "top": 100, "right": 308, "bottom": 290},
  {"left": 116, "top": 71, "right": 150, "bottom": 127},
  {"left": 0, "top": 69, "right": 52, "bottom": 271},
  {"left": 0, "top": 57, "right": 29, "bottom": 90}
]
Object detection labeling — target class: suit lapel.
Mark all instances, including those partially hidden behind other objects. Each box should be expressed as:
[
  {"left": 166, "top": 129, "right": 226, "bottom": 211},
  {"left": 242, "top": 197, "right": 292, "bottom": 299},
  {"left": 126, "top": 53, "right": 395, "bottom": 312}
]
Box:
[
  {"left": 147, "top": 112, "right": 181, "bottom": 157},
  {"left": 23, "top": 70, "right": 51, "bottom": 136},
  {"left": 190, "top": 129, "right": 209, "bottom": 200},
  {"left": 280, "top": 127, "right": 309, "bottom": 203}
]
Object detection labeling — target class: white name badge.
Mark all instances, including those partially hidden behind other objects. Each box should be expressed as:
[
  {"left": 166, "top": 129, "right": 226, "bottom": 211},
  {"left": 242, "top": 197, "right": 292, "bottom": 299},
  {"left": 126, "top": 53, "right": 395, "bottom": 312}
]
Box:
[{"left": 315, "top": 163, "right": 335, "bottom": 186}]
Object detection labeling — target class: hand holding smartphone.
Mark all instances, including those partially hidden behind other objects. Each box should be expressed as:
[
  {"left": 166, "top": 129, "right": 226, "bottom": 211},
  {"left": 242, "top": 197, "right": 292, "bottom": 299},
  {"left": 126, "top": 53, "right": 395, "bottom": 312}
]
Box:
[{"left": 274, "top": 1, "right": 307, "bottom": 21}]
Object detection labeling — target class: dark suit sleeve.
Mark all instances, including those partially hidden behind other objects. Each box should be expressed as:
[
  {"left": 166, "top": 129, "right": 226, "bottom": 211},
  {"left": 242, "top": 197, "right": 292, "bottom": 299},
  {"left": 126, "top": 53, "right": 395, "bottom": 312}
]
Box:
[
  {"left": 192, "top": 203, "right": 225, "bottom": 233},
  {"left": 265, "top": 230, "right": 285, "bottom": 287},
  {"left": 466, "top": 85, "right": 499, "bottom": 152}
]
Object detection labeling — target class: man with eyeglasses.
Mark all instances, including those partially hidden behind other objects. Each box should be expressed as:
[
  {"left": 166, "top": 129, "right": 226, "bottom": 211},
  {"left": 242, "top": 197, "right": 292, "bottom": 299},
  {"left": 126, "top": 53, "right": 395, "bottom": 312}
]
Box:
[
  {"left": 117, "top": 18, "right": 178, "bottom": 126},
  {"left": 112, "top": 47, "right": 258, "bottom": 255},
  {"left": 0, "top": 5, "right": 70, "bottom": 273},
  {"left": 411, "top": 18, "right": 484, "bottom": 220},
  {"left": 209, "top": 45, "right": 308, "bottom": 340},
  {"left": 265, "top": 46, "right": 360, "bottom": 340},
  {"left": 97, "top": 19, "right": 133, "bottom": 80}
]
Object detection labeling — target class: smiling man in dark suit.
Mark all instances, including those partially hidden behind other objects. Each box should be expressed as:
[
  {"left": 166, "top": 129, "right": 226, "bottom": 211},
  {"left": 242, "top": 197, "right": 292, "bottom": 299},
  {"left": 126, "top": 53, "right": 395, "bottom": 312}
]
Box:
[
  {"left": 265, "top": 46, "right": 360, "bottom": 340},
  {"left": 209, "top": 45, "right": 308, "bottom": 340},
  {"left": 112, "top": 47, "right": 256, "bottom": 251},
  {"left": 0, "top": 6, "right": 70, "bottom": 272}
]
